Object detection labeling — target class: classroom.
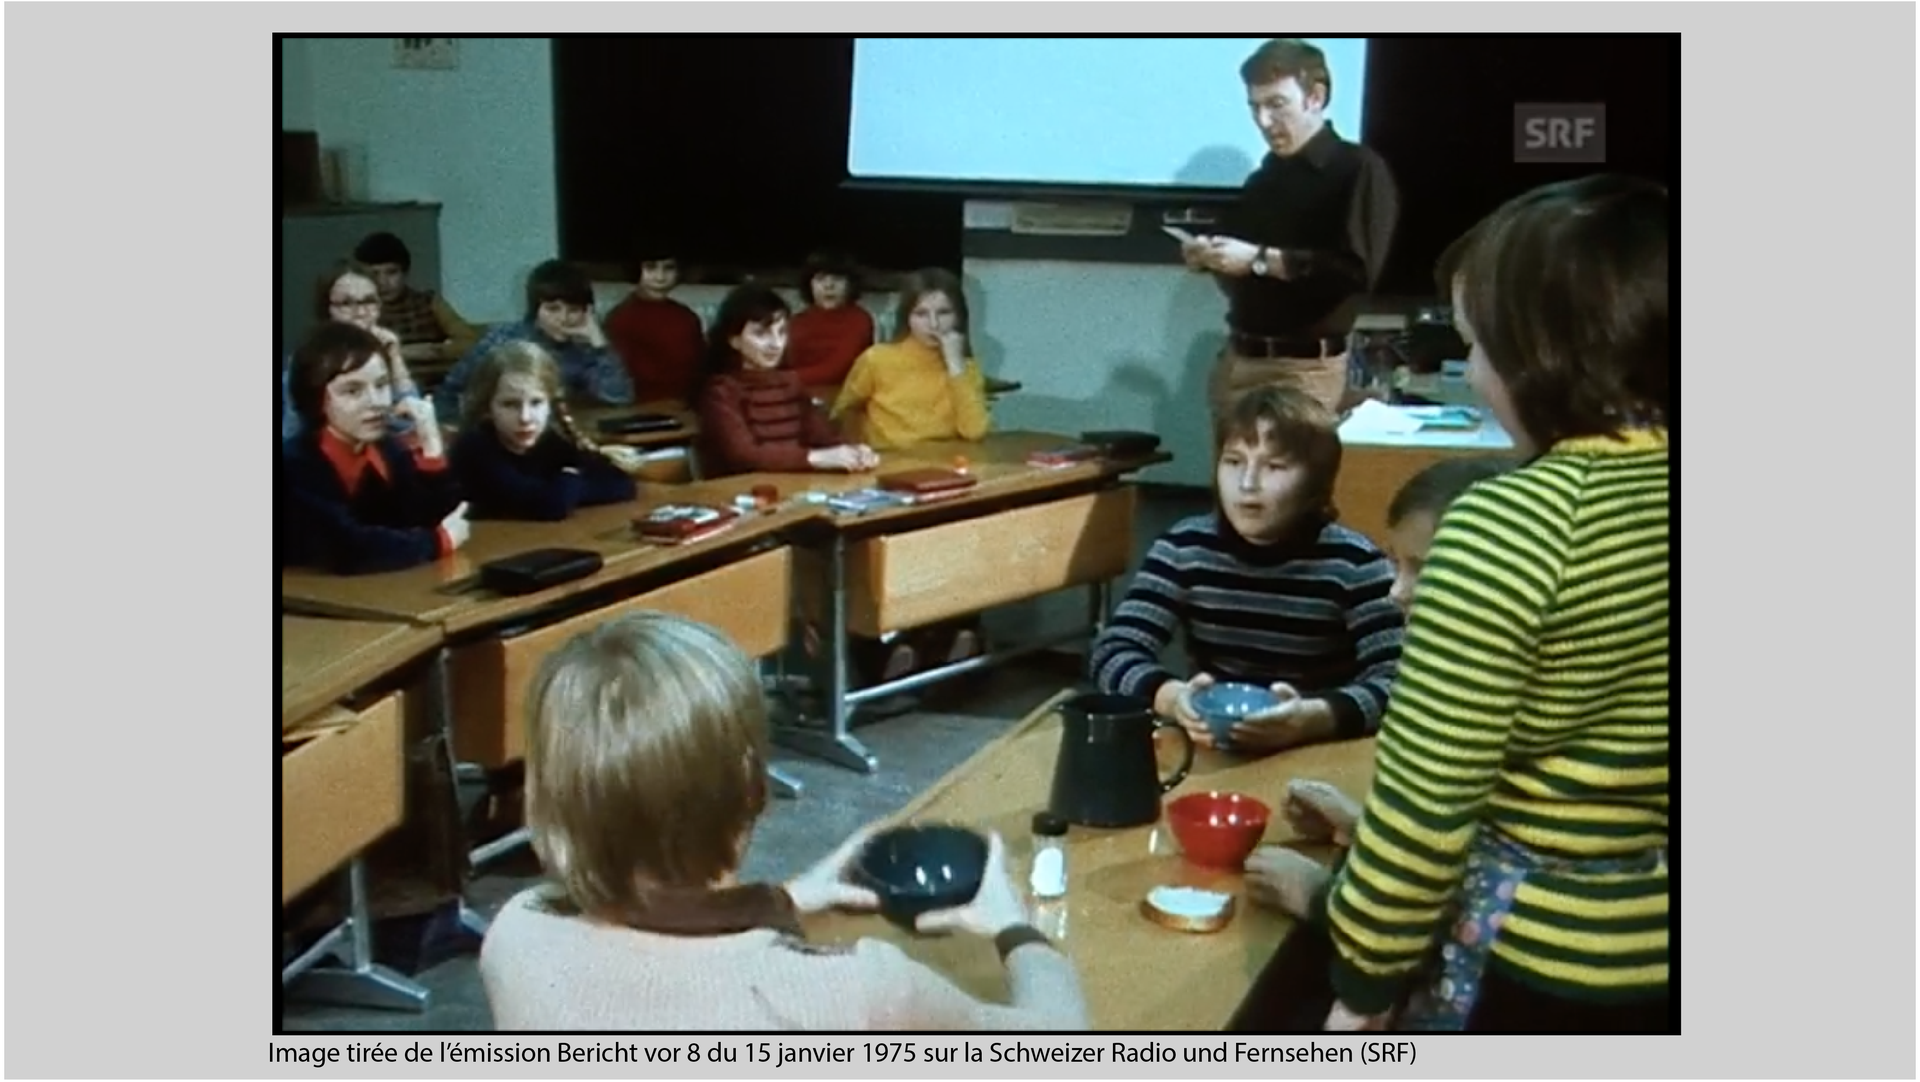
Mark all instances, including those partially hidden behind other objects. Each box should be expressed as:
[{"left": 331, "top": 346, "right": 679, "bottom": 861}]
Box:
[{"left": 278, "top": 34, "right": 1673, "bottom": 1035}]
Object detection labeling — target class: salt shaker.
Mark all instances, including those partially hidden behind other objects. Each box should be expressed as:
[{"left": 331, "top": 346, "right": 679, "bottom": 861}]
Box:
[{"left": 1029, "top": 812, "right": 1069, "bottom": 899}]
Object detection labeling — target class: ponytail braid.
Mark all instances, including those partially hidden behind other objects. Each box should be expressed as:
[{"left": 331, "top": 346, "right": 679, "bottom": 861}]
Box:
[
  {"left": 555, "top": 397, "right": 649, "bottom": 473},
  {"left": 553, "top": 399, "right": 601, "bottom": 455}
]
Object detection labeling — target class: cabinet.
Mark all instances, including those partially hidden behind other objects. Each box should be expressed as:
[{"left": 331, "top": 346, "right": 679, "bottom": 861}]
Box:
[{"left": 280, "top": 202, "right": 444, "bottom": 355}]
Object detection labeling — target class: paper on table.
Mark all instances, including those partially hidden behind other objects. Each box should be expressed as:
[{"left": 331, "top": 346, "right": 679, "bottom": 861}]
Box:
[{"left": 1339, "top": 399, "right": 1426, "bottom": 439}]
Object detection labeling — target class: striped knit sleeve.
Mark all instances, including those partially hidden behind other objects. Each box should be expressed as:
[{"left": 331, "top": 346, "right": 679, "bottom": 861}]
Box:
[
  {"left": 1321, "top": 550, "right": 1404, "bottom": 738},
  {"left": 1088, "top": 533, "right": 1189, "bottom": 703},
  {"left": 1323, "top": 476, "right": 1570, "bottom": 1014}
]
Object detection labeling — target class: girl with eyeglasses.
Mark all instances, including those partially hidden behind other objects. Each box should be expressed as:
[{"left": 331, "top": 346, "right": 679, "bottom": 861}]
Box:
[{"left": 279, "top": 260, "right": 425, "bottom": 445}]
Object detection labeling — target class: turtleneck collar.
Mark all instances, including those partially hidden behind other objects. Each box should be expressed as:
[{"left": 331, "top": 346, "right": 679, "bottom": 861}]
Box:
[
  {"left": 1212, "top": 506, "right": 1334, "bottom": 566},
  {"left": 734, "top": 365, "right": 793, "bottom": 385},
  {"left": 547, "top": 881, "right": 804, "bottom": 939}
]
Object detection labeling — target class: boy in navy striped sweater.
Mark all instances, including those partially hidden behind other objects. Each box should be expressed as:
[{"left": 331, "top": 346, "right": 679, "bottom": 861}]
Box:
[{"left": 1090, "top": 386, "right": 1404, "bottom": 750}]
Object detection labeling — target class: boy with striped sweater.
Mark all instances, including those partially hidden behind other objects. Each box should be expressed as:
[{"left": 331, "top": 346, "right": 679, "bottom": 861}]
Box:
[{"left": 1090, "top": 386, "right": 1404, "bottom": 751}]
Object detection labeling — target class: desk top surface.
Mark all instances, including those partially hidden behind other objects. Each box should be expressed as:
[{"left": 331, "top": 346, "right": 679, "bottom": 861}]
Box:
[
  {"left": 803, "top": 692, "right": 1376, "bottom": 1031},
  {"left": 704, "top": 430, "right": 1169, "bottom": 530},
  {"left": 280, "top": 490, "right": 812, "bottom": 633},
  {"left": 280, "top": 615, "right": 443, "bottom": 727},
  {"left": 280, "top": 430, "right": 1165, "bottom": 632}
]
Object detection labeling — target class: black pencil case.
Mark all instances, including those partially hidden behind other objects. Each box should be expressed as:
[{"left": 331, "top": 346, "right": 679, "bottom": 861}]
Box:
[
  {"left": 478, "top": 548, "right": 604, "bottom": 596},
  {"left": 1078, "top": 430, "right": 1163, "bottom": 457},
  {"left": 595, "top": 413, "right": 682, "bottom": 436}
]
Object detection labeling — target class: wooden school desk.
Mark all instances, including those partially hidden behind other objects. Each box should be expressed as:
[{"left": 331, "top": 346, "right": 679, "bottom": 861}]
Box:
[
  {"left": 805, "top": 377, "right": 1026, "bottom": 408},
  {"left": 1334, "top": 417, "right": 1517, "bottom": 547},
  {"left": 278, "top": 493, "right": 809, "bottom": 635},
  {"left": 281, "top": 614, "right": 443, "bottom": 729},
  {"left": 280, "top": 615, "right": 447, "bottom": 1012},
  {"left": 566, "top": 400, "right": 701, "bottom": 449},
  {"left": 803, "top": 692, "right": 1378, "bottom": 1030},
  {"left": 444, "top": 544, "right": 793, "bottom": 770},
  {"left": 281, "top": 486, "right": 815, "bottom": 801},
  {"left": 697, "top": 430, "right": 1169, "bottom": 775}
]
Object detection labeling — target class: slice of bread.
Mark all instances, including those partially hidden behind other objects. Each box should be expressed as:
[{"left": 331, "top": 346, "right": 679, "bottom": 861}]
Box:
[{"left": 1140, "top": 885, "right": 1236, "bottom": 933}]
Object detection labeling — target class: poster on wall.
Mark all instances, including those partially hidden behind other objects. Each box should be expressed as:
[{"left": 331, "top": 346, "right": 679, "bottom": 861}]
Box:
[{"left": 394, "top": 38, "right": 458, "bottom": 71}]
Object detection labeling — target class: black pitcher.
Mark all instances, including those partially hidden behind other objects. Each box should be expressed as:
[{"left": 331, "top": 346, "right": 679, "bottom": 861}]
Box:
[{"left": 1047, "top": 692, "right": 1194, "bottom": 828}]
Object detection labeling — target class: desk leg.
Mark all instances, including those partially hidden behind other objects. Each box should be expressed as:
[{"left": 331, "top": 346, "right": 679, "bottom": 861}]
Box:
[
  {"left": 470, "top": 827, "right": 533, "bottom": 869},
  {"left": 767, "top": 765, "right": 803, "bottom": 799},
  {"left": 772, "top": 532, "right": 878, "bottom": 774},
  {"left": 756, "top": 656, "right": 804, "bottom": 799},
  {"left": 282, "top": 858, "right": 431, "bottom": 1012},
  {"left": 425, "top": 648, "right": 493, "bottom": 938},
  {"left": 1089, "top": 579, "right": 1112, "bottom": 637}
]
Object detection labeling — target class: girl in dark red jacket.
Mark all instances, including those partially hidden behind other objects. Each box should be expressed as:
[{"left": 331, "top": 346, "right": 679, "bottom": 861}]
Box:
[{"left": 696, "top": 285, "right": 878, "bottom": 478}]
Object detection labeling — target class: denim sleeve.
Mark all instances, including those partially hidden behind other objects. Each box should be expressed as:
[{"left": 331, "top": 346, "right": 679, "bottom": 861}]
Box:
[{"left": 280, "top": 357, "right": 303, "bottom": 443}]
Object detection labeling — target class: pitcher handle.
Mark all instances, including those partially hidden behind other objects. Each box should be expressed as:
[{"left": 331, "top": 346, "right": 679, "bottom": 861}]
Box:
[{"left": 1153, "top": 717, "right": 1195, "bottom": 793}]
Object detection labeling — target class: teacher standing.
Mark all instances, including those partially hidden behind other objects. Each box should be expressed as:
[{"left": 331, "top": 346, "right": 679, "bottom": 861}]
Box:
[{"left": 1185, "top": 39, "right": 1400, "bottom": 417}]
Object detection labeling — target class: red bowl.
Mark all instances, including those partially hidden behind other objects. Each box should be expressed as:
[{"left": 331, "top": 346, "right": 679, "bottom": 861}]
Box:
[{"left": 1166, "top": 791, "right": 1272, "bottom": 869}]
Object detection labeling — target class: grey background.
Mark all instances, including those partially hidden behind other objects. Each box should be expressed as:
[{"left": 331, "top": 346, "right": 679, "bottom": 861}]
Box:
[{"left": 2, "top": 4, "right": 1911, "bottom": 1078}]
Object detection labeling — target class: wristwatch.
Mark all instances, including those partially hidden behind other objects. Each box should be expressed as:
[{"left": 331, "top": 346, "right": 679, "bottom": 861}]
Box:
[{"left": 1250, "top": 248, "right": 1272, "bottom": 278}]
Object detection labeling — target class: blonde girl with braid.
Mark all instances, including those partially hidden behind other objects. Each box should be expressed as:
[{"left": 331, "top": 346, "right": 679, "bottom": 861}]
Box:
[{"left": 451, "top": 340, "right": 639, "bottom": 521}]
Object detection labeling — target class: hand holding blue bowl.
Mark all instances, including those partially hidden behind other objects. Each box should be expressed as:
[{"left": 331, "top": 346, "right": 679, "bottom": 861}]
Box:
[
  {"left": 1187, "top": 681, "right": 1291, "bottom": 751},
  {"left": 784, "top": 824, "right": 885, "bottom": 917},
  {"left": 853, "top": 824, "right": 1014, "bottom": 935}
]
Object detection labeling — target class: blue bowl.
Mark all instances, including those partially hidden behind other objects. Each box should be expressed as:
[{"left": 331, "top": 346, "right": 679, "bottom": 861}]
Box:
[
  {"left": 854, "top": 825, "right": 989, "bottom": 932},
  {"left": 1189, "top": 682, "right": 1284, "bottom": 750}
]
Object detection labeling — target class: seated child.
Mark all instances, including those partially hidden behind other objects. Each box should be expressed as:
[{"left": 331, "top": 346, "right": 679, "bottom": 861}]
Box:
[
  {"left": 1382, "top": 455, "right": 1517, "bottom": 613},
  {"left": 696, "top": 284, "right": 878, "bottom": 477},
  {"left": 603, "top": 242, "right": 705, "bottom": 403},
  {"left": 1089, "top": 385, "right": 1405, "bottom": 752},
  {"left": 831, "top": 267, "right": 990, "bottom": 450},
  {"left": 1250, "top": 454, "right": 1518, "bottom": 870},
  {"left": 479, "top": 611, "right": 1090, "bottom": 1031},
  {"left": 283, "top": 321, "right": 470, "bottom": 575},
  {"left": 785, "top": 249, "right": 876, "bottom": 389},
  {"left": 352, "top": 231, "right": 482, "bottom": 365},
  {"left": 281, "top": 259, "right": 421, "bottom": 445},
  {"left": 452, "top": 340, "right": 638, "bottom": 521},
  {"left": 435, "top": 260, "right": 635, "bottom": 419}
]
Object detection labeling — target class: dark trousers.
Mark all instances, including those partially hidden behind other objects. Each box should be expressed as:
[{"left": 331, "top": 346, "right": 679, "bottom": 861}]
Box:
[{"left": 1226, "top": 923, "right": 1672, "bottom": 1034}]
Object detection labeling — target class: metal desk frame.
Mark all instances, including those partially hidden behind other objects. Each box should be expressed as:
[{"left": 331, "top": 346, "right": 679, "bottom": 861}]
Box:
[{"left": 772, "top": 482, "right": 1122, "bottom": 775}]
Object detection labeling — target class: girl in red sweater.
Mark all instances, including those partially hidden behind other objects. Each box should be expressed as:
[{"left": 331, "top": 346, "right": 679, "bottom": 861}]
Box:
[
  {"left": 696, "top": 285, "right": 879, "bottom": 477},
  {"left": 784, "top": 250, "right": 876, "bottom": 390}
]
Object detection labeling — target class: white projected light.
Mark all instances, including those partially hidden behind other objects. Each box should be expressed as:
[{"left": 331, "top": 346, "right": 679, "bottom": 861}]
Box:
[{"left": 848, "top": 37, "right": 1369, "bottom": 191}]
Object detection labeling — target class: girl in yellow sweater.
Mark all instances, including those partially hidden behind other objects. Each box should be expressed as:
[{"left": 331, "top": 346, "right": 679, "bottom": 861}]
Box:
[{"left": 831, "top": 268, "right": 991, "bottom": 450}]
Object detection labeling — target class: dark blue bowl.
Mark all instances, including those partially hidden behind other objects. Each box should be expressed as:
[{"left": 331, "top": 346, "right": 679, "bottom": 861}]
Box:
[
  {"left": 1190, "top": 682, "right": 1284, "bottom": 750},
  {"left": 854, "top": 824, "right": 989, "bottom": 932}
]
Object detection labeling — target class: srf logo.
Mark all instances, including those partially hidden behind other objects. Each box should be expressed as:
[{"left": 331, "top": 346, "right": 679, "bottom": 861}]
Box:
[{"left": 1514, "top": 103, "right": 1607, "bottom": 164}]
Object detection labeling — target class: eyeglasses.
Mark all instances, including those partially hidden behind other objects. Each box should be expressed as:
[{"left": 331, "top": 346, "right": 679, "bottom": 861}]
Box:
[{"left": 330, "top": 296, "right": 380, "bottom": 309}]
